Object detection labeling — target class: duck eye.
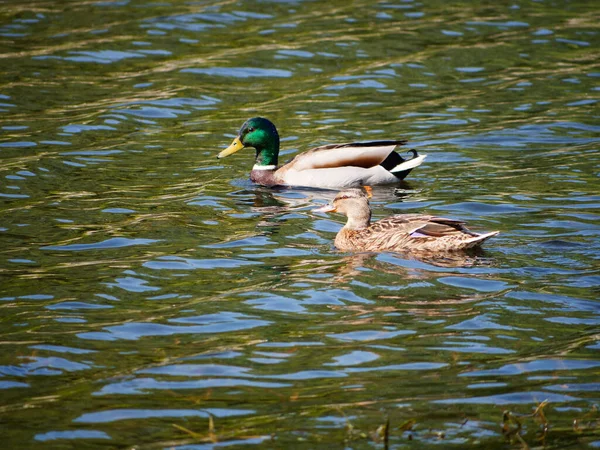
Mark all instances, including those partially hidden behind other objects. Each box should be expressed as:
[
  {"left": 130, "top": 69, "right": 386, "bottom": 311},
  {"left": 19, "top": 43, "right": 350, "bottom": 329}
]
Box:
[{"left": 247, "top": 127, "right": 255, "bottom": 133}]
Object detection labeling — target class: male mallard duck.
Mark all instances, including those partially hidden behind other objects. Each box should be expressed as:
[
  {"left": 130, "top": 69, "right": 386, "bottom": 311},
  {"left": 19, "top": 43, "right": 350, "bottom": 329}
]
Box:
[
  {"left": 218, "top": 117, "right": 426, "bottom": 189},
  {"left": 315, "top": 188, "right": 499, "bottom": 253}
]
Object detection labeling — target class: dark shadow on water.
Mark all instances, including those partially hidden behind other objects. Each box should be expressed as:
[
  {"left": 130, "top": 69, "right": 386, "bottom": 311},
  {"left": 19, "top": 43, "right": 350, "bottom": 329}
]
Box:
[{"left": 538, "top": 239, "right": 586, "bottom": 248}]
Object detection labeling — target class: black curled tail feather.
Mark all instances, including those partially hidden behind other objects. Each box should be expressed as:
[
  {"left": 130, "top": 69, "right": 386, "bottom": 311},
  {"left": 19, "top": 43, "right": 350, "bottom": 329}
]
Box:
[
  {"left": 379, "top": 151, "right": 405, "bottom": 171},
  {"left": 379, "top": 149, "right": 420, "bottom": 179}
]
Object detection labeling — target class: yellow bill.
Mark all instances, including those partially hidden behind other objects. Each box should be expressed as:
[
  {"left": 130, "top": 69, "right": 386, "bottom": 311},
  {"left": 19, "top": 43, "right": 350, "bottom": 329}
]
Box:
[{"left": 218, "top": 136, "right": 244, "bottom": 158}]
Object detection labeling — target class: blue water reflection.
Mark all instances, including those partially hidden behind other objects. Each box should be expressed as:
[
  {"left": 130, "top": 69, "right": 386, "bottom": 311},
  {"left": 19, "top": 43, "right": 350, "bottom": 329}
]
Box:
[
  {"left": 78, "top": 312, "right": 269, "bottom": 341},
  {"left": 1, "top": 0, "right": 599, "bottom": 448}
]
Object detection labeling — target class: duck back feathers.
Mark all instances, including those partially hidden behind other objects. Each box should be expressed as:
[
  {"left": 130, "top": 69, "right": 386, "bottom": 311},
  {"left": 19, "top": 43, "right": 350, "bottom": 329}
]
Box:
[{"left": 336, "top": 214, "right": 498, "bottom": 253}]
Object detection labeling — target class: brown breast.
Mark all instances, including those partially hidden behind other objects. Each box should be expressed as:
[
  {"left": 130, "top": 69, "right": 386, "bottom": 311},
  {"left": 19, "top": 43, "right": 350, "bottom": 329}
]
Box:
[{"left": 250, "top": 169, "right": 281, "bottom": 186}]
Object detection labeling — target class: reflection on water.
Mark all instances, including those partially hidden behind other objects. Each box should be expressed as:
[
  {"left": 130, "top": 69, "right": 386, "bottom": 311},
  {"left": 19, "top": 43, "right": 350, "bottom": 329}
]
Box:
[{"left": 1, "top": 0, "right": 599, "bottom": 448}]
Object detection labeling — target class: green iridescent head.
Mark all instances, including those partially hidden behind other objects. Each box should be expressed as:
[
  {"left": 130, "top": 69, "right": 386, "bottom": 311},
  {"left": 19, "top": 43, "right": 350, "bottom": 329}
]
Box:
[{"left": 218, "top": 117, "right": 280, "bottom": 167}]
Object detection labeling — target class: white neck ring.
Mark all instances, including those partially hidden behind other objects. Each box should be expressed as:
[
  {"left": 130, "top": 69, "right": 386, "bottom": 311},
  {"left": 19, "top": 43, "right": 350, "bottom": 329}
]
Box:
[{"left": 252, "top": 164, "right": 277, "bottom": 171}]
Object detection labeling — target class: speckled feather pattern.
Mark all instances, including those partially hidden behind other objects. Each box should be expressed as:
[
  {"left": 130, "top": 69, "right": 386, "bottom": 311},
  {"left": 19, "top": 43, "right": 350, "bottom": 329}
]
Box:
[
  {"left": 335, "top": 215, "right": 497, "bottom": 252},
  {"left": 325, "top": 190, "right": 499, "bottom": 253}
]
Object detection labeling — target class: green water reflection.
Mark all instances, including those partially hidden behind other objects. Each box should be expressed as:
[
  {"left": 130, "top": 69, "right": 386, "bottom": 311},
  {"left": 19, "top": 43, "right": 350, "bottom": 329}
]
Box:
[{"left": 1, "top": 0, "right": 599, "bottom": 448}]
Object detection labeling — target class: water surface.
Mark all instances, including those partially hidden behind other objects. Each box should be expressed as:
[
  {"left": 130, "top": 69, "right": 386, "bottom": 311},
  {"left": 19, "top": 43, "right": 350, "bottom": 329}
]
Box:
[{"left": 1, "top": 0, "right": 599, "bottom": 448}]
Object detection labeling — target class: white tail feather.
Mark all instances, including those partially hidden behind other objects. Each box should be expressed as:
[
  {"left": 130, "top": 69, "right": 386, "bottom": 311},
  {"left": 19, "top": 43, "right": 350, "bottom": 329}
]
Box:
[
  {"left": 390, "top": 154, "right": 427, "bottom": 173},
  {"left": 465, "top": 231, "right": 499, "bottom": 247}
]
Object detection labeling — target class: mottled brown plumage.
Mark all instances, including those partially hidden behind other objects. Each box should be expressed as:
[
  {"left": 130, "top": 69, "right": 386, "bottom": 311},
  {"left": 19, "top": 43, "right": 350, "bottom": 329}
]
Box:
[{"left": 315, "top": 189, "right": 499, "bottom": 253}]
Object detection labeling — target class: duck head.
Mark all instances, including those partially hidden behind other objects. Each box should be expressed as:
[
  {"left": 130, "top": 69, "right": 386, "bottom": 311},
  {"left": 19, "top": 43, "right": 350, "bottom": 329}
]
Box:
[
  {"left": 218, "top": 117, "right": 280, "bottom": 167},
  {"left": 315, "top": 188, "right": 372, "bottom": 229}
]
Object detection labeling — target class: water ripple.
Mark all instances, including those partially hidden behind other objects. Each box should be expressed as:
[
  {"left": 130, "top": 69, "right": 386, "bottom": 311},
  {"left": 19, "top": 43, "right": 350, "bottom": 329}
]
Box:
[
  {"left": 1, "top": 0, "right": 599, "bottom": 447},
  {"left": 78, "top": 312, "right": 270, "bottom": 341},
  {"left": 97, "top": 377, "right": 289, "bottom": 395},
  {"left": 35, "top": 430, "right": 110, "bottom": 442},
  {"left": 144, "top": 256, "right": 260, "bottom": 270},
  {"left": 74, "top": 408, "right": 253, "bottom": 423},
  {"left": 182, "top": 67, "right": 292, "bottom": 78},
  {"left": 41, "top": 238, "right": 157, "bottom": 251},
  {"left": 462, "top": 359, "right": 600, "bottom": 377},
  {"left": 434, "top": 391, "right": 577, "bottom": 405}
]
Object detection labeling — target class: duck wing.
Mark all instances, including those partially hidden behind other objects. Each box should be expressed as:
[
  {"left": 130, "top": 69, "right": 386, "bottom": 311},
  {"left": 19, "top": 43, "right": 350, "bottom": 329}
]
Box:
[
  {"left": 372, "top": 215, "right": 498, "bottom": 251},
  {"left": 369, "top": 214, "right": 467, "bottom": 236},
  {"left": 286, "top": 140, "right": 407, "bottom": 171},
  {"left": 409, "top": 215, "right": 475, "bottom": 237},
  {"left": 337, "top": 215, "right": 498, "bottom": 252}
]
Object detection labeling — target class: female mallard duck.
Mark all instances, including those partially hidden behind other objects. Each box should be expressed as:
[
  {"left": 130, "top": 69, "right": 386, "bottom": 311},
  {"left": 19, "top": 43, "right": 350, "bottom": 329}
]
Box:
[
  {"left": 218, "top": 117, "right": 426, "bottom": 189},
  {"left": 315, "top": 188, "right": 499, "bottom": 253}
]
